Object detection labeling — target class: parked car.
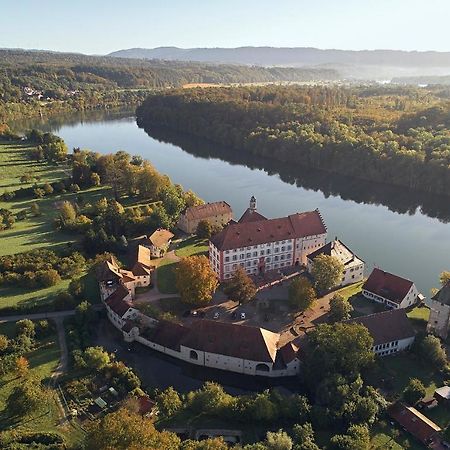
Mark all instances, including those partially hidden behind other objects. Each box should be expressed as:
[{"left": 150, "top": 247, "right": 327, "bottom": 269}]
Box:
[
  {"left": 231, "top": 311, "right": 237, "bottom": 320},
  {"left": 213, "top": 312, "right": 220, "bottom": 320},
  {"left": 191, "top": 310, "right": 198, "bottom": 317},
  {"left": 240, "top": 312, "right": 246, "bottom": 320}
]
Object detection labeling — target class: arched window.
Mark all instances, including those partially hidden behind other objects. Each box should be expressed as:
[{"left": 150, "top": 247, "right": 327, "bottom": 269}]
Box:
[
  {"left": 190, "top": 350, "right": 198, "bottom": 360},
  {"left": 256, "top": 363, "right": 270, "bottom": 372}
]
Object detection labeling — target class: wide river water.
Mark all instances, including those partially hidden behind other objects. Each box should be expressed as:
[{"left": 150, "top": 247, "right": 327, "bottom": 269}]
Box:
[{"left": 13, "top": 109, "right": 450, "bottom": 296}]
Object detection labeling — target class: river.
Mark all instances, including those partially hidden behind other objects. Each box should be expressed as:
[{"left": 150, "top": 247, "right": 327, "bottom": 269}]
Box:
[{"left": 12, "top": 109, "right": 450, "bottom": 296}]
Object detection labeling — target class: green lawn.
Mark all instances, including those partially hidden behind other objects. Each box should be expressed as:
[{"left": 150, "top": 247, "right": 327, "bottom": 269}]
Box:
[
  {"left": 0, "top": 139, "right": 113, "bottom": 256},
  {"left": 156, "top": 260, "right": 178, "bottom": 295},
  {"left": 174, "top": 236, "right": 208, "bottom": 258},
  {"left": 370, "top": 421, "right": 425, "bottom": 450},
  {"left": 335, "top": 281, "right": 364, "bottom": 300},
  {"left": 407, "top": 305, "right": 430, "bottom": 333}
]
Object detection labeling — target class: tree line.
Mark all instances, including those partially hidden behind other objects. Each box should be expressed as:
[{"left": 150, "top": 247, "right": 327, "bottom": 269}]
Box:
[{"left": 136, "top": 85, "right": 450, "bottom": 196}]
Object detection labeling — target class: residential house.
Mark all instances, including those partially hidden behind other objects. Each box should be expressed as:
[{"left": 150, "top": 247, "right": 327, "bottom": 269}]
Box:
[
  {"left": 306, "top": 239, "right": 364, "bottom": 287},
  {"left": 388, "top": 402, "right": 443, "bottom": 448},
  {"left": 209, "top": 197, "right": 327, "bottom": 281},
  {"left": 144, "top": 228, "right": 174, "bottom": 258},
  {"left": 362, "top": 268, "right": 422, "bottom": 309},
  {"left": 347, "top": 309, "right": 415, "bottom": 356},
  {"left": 177, "top": 201, "right": 233, "bottom": 234},
  {"left": 426, "top": 282, "right": 450, "bottom": 339}
]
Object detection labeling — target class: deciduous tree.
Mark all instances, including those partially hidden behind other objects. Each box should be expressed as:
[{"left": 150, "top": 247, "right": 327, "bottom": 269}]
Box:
[
  {"left": 288, "top": 277, "right": 316, "bottom": 311},
  {"left": 223, "top": 267, "right": 257, "bottom": 304},
  {"left": 329, "top": 293, "right": 353, "bottom": 322},
  {"left": 311, "top": 254, "right": 344, "bottom": 292},
  {"left": 403, "top": 378, "right": 426, "bottom": 405},
  {"left": 175, "top": 256, "right": 218, "bottom": 306}
]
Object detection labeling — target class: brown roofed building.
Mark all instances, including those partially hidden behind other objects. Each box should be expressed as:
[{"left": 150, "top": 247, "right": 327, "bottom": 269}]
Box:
[
  {"left": 388, "top": 402, "right": 443, "bottom": 447},
  {"left": 144, "top": 228, "right": 174, "bottom": 258},
  {"left": 347, "top": 309, "right": 415, "bottom": 357},
  {"left": 362, "top": 268, "right": 421, "bottom": 309},
  {"left": 209, "top": 197, "right": 327, "bottom": 281},
  {"left": 178, "top": 201, "right": 233, "bottom": 234}
]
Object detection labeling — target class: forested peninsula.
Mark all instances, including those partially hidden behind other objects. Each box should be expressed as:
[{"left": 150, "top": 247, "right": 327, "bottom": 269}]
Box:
[
  {"left": 136, "top": 85, "right": 450, "bottom": 196},
  {"left": 0, "top": 49, "right": 337, "bottom": 122}
]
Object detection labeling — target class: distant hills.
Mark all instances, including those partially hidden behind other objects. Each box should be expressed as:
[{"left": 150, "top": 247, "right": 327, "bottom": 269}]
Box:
[{"left": 109, "top": 47, "right": 450, "bottom": 79}]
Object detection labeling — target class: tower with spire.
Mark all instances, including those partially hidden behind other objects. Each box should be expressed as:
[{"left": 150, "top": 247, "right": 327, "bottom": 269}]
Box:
[{"left": 249, "top": 195, "right": 257, "bottom": 212}]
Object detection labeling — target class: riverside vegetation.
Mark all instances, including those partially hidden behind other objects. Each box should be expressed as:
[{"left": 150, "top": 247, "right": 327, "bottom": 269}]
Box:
[{"left": 137, "top": 84, "right": 450, "bottom": 196}]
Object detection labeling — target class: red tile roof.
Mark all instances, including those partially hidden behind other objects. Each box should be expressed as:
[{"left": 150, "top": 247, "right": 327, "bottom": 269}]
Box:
[
  {"left": 347, "top": 309, "right": 415, "bottom": 346},
  {"left": 278, "top": 342, "right": 299, "bottom": 365},
  {"left": 210, "top": 210, "right": 326, "bottom": 251},
  {"left": 180, "top": 320, "right": 280, "bottom": 363},
  {"left": 238, "top": 208, "right": 268, "bottom": 223},
  {"left": 105, "top": 284, "right": 133, "bottom": 317},
  {"left": 363, "top": 268, "right": 414, "bottom": 304},
  {"left": 388, "top": 402, "right": 441, "bottom": 445},
  {"left": 182, "top": 201, "right": 232, "bottom": 221},
  {"left": 137, "top": 396, "right": 156, "bottom": 415},
  {"left": 146, "top": 320, "right": 190, "bottom": 352},
  {"left": 148, "top": 228, "right": 174, "bottom": 248}
]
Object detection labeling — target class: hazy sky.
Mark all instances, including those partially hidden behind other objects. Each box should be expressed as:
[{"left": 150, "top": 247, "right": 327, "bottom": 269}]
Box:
[{"left": 2, "top": 0, "right": 449, "bottom": 54}]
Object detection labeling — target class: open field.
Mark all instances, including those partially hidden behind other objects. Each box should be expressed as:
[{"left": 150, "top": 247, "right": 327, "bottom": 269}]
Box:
[{"left": 0, "top": 139, "right": 113, "bottom": 256}]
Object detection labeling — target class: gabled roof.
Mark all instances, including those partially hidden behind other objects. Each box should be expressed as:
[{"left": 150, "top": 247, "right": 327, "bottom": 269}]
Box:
[
  {"left": 278, "top": 342, "right": 299, "bottom": 365},
  {"left": 96, "top": 260, "right": 122, "bottom": 282},
  {"left": 307, "top": 239, "right": 364, "bottom": 266},
  {"left": 388, "top": 402, "right": 441, "bottom": 445},
  {"left": 105, "top": 284, "right": 133, "bottom": 317},
  {"left": 238, "top": 208, "right": 267, "bottom": 223},
  {"left": 146, "top": 320, "right": 190, "bottom": 351},
  {"left": 431, "top": 281, "right": 450, "bottom": 306},
  {"left": 148, "top": 229, "right": 174, "bottom": 248},
  {"left": 363, "top": 268, "right": 414, "bottom": 304},
  {"left": 182, "top": 201, "right": 232, "bottom": 221},
  {"left": 180, "top": 320, "right": 280, "bottom": 363},
  {"left": 132, "top": 262, "right": 152, "bottom": 277},
  {"left": 136, "top": 245, "right": 152, "bottom": 268},
  {"left": 210, "top": 210, "right": 326, "bottom": 251},
  {"left": 347, "top": 309, "right": 415, "bottom": 346}
]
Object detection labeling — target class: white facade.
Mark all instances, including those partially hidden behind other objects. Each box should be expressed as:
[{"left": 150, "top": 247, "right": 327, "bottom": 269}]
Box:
[
  {"left": 372, "top": 336, "right": 415, "bottom": 357},
  {"left": 210, "top": 233, "right": 326, "bottom": 281},
  {"left": 426, "top": 298, "right": 450, "bottom": 339},
  {"left": 362, "top": 283, "right": 419, "bottom": 309}
]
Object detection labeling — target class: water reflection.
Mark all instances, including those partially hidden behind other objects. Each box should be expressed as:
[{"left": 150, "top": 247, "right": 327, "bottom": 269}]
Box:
[{"left": 139, "top": 123, "right": 450, "bottom": 224}]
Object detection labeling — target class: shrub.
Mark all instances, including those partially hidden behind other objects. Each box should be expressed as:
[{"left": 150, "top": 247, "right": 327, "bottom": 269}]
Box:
[{"left": 36, "top": 269, "right": 61, "bottom": 287}]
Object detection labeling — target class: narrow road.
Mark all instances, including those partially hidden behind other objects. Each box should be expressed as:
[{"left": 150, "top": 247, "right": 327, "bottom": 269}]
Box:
[{"left": 0, "top": 304, "right": 103, "bottom": 323}]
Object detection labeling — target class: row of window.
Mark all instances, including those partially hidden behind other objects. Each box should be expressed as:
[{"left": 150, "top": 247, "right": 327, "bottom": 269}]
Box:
[{"left": 374, "top": 341, "right": 399, "bottom": 351}]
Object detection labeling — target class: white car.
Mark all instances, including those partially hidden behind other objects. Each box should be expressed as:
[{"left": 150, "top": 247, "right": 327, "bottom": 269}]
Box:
[
  {"left": 213, "top": 312, "right": 220, "bottom": 320},
  {"left": 240, "top": 312, "right": 246, "bottom": 320}
]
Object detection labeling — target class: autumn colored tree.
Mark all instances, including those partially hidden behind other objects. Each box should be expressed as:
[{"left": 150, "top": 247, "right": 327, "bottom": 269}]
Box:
[
  {"left": 223, "top": 267, "right": 257, "bottom": 304},
  {"left": 15, "top": 356, "right": 29, "bottom": 378},
  {"left": 288, "top": 277, "right": 316, "bottom": 311},
  {"left": 440, "top": 271, "right": 450, "bottom": 286},
  {"left": 0, "top": 334, "right": 9, "bottom": 352},
  {"left": 6, "top": 376, "right": 47, "bottom": 418},
  {"left": 311, "top": 254, "right": 344, "bottom": 292},
  {"left": 156, "top": 386, "right": 183, "bottom": 418},
  {"left": 86, "top": 407, "right": 180, "bottom": 450},
  {"left": 175, "top": 255, "right": 218, "bottom": 306}
]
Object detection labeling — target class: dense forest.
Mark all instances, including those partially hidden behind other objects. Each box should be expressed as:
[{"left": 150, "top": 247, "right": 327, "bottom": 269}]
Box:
[
  {"left": 136, "top": 85, "right": 450, "bottom": 196},
  {"left": 0, "top": 49, "right": 338, "bottom": 122}
]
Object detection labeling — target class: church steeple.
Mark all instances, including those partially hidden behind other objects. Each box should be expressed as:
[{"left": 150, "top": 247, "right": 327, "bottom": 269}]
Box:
[{"left": 249, "top": 196, "right": 257, "bottom": 212}]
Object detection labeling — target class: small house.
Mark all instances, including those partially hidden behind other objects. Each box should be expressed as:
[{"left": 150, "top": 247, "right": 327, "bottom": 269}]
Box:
[
  {"left": 144, "top": 228, "right": 174, "bottom": 258},
  {"left": 362, "top": 268, "right": 421, "bottom": 309},
  {"left": 434, "top": 386, "right": 450, "bottom": 405}
]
